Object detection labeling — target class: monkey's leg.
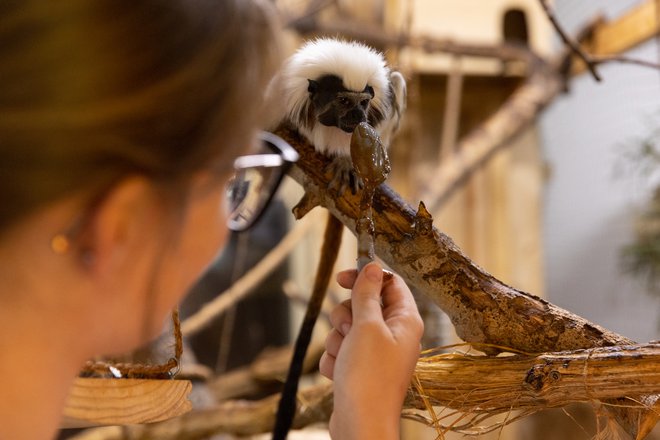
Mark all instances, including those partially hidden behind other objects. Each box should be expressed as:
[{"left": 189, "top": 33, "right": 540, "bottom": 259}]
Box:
[{"left": 272, "top": 213, "right": 343, "bottom": 440}]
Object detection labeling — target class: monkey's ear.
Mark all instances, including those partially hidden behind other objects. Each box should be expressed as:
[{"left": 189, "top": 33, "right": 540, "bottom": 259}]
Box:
[
  {"left": 364, "top": 85, "right": 375, "bottom": 98},
  {"left": 307, "top": 79, "right": 318, "bottom": 95}
]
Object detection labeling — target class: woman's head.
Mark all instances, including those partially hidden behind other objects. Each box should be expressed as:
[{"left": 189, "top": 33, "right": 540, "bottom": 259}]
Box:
[
  {"left": 0, "top": 0, "right": 281, "bottom": 352},
  {"left": 0, "top": 0, "right": 280, "bottom": 232}
]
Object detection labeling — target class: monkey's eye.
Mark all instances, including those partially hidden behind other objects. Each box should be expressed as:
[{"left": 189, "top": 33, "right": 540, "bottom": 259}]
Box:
[
  {"left": 360, "top": 99, "right": 370, "bottom": 107},
  {"left": 338, "top": 97, "right": 351, "bottom": 106}
]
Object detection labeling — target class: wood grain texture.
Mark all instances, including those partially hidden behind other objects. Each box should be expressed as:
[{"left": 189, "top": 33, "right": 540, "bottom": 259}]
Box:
[{"left": 61, "top": 378, "right": 192, "bottom": 428}]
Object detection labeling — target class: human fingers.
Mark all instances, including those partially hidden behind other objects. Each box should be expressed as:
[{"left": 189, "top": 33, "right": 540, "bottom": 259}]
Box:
[
  {"left": 381, "top": 274, "right": 424, "bottom": 340},
  {"left": 329, "top": 299, "right": 352, "bottom": 334},
  {"left": 319, "top": 351, "right": 336, "bottom": 380},
  {"left": 337, "top": 267, "right": 393, "bottom": 289},
  {"left": 381, "top": 273, "right": 417, "bottom": 313},
  {"left": 350, "top": 262, "right": 385, "bottom": 323},
  {"left": 324, "top": 327, "right": 344, "bottom": 359},
  {"left": 336, "top": 268, "right": 358, "bottom": 289}
]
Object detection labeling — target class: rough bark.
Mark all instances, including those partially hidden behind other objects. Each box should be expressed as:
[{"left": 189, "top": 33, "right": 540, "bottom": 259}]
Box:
[
  {"left": 409, "top": 343, "right": 660, "bottom": 413},
  {"left": 275, "top": 125, "right": 659, "bottom": 437},
  {"left": 278, "top": 125, "right": 632, "bottom": 354}
]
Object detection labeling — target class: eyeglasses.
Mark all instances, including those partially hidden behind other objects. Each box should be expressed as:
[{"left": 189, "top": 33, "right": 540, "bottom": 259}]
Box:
[{"left": 225, "top": 132, "right": 299, "bottom": 232}]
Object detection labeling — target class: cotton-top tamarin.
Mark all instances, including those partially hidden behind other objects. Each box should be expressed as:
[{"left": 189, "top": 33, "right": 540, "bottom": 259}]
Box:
[
  {"left": 268, "top": 37, "right": 406, "bottom": 440},
  {"left": 266, "top": 37, "right": 406, "bottom": 189}
]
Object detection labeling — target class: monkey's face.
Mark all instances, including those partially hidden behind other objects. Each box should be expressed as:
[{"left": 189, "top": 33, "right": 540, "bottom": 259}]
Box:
[{"left": 308, "top": 74, "right": 375, "bottom": 133}]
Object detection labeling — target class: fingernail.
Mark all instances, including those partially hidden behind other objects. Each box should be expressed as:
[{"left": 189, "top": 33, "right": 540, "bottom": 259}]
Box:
[
  {"left": 365, "top": 263, "right": 382, "bottom": 282},
  {"left": 341, "top": 323, "right": 351, "bottom": 335}
]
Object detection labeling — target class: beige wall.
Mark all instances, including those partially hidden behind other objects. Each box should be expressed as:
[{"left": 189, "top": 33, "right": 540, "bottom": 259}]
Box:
[{"left": 392, "top": 0, "right": 554, "bottom": 74}]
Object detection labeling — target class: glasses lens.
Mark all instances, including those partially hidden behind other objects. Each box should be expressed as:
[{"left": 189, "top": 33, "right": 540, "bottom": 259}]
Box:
[{"left": 226, "top": 165, "right": 282, "bottom": 231}]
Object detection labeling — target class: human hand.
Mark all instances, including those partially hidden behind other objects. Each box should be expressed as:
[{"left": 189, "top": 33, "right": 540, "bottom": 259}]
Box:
[{"left": 319, "top": 262, "right": 424, "bottom": 440}]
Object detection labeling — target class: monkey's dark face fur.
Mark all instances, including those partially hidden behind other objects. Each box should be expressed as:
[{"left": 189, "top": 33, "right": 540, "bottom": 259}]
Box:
[
  {"left": 270, "top": 38, "right": 406, "bottom": 156},
  {"left": 307, "top": 74, "right": 384, "bottom": 134}
]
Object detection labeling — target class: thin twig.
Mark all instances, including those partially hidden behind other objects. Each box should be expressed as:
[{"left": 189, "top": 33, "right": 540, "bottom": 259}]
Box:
[
  {"left": 538, "top": 0, "right": 602, "bottom": 81},
  {"left": 592, "top": 54, "right": 660, "bottom": 71}
]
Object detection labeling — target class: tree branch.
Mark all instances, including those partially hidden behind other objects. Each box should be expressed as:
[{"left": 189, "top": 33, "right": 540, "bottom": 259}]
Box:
[
  {"left": 69, "top": 344, "right": 660, "bottom": 439},
  {"left": 275, "top": 125, "right": 659, "bottom": 437},
  {"left": 278, "top": 125, "right": 631, "bottom": 353},
  {"left": 539, "top": 0, "right": 660, "bottom": 79},
  {"left": 408, "top": 343, "right": 660, "bottom": 426},
  {"left": 538, "top": 0, "right": 602, "bottom": 81},
  {"left": 287, "top": 16, "right": 535, "bottom": 62},
  {"left": 420, "top": 57, "right": 561, "bottom": 211}
]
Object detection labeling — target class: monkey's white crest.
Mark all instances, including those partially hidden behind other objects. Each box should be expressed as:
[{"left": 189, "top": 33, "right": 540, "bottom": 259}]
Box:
[{"left": 265, "top": 37, "right": 406, "bottom": 157}]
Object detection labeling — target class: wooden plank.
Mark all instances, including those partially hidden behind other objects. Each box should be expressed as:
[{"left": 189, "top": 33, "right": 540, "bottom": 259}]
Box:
[
  {"left": 61, "top": 378, "right": 192, "bottom": 428},
  {"left": 572, "top": 0, "right": 659, "bottom": 75},
  {"left": 592, "top": 0, "right": 659, "bottom": 56}
]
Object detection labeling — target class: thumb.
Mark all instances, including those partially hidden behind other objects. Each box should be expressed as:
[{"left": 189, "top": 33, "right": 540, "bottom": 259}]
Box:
[{"left": 350, "top": 262, "right": 384, "bottom": 323}]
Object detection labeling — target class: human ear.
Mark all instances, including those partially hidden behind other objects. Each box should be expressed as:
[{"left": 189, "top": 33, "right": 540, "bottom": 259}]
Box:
[{"left": 78, "top": 177, "right": 161, "bottom": 276}]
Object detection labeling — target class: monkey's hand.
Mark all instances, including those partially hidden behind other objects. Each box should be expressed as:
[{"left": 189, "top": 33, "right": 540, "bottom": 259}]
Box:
[{"left": 326, "top": 156, "right": 363, "bottom": 195}]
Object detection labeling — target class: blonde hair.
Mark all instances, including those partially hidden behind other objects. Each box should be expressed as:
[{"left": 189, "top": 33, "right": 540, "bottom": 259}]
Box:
[{"left": 0, "top": 0, "right": 280, "bottom": 231}]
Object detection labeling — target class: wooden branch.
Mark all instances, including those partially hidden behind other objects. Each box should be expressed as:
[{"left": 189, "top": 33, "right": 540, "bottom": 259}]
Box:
[
  {"left": 277, "top": 125, "right": 632, "bottom": 354},
  {"left": 61, "top": 378, "right": 192, "bottom": 428},
  {"left": 408, "top": 343, "right": 660, "bottom": 413},
  {"left": 288, "top": 15, "right": 534, "bottom": 62},
  {"left": 590, "top": 54, "right": 660, "bottom": 71},
  {"left": 275, "top": 125, "right": 658, "bottom": 438},
  {"left": 565, "top": 0, "right": 660, "bottom": 76},
  {"left": 420, "top": 58, "right": 561, "bottom": 210},
  {"left": 69, "top": 344, "right": 660, "bottom": 439},
  {"left": 585, "top": 0, "right": 660, "bottom": 59},
  {"left": 289, "top": 5, "right": 660, "bottom": 81},
  {"left": 404, "top": 344, "right": 660, "bottom": 438},
  {"left": 538, "top": 0, "right": 601, "bottom": 81}
]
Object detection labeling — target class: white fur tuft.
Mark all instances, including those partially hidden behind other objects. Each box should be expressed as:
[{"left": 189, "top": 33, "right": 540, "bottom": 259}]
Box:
[{"left": 267, "top": 37, "right": 405, "bottom": 156}]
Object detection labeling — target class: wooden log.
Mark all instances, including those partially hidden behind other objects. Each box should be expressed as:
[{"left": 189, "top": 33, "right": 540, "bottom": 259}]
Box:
[
  {"left": 277, "top": 125, "right": 631, "bottom": 354},
  {"left": 408, "top": 343, "right": 660, "bottom": 412},
  {"left": 405, "top": 343, "right": 660, "bottom": 437},
  {"left": 61, "top": 378, "right": 192, "bottom": 428}
]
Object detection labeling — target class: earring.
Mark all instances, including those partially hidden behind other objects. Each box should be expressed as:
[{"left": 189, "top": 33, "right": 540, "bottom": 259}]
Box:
[
  {"left": 51, "top": 233, "right": 95, "bottom": 267},
  {"left": 50, "top": 234, "right": 70, "bottom": 254}
]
